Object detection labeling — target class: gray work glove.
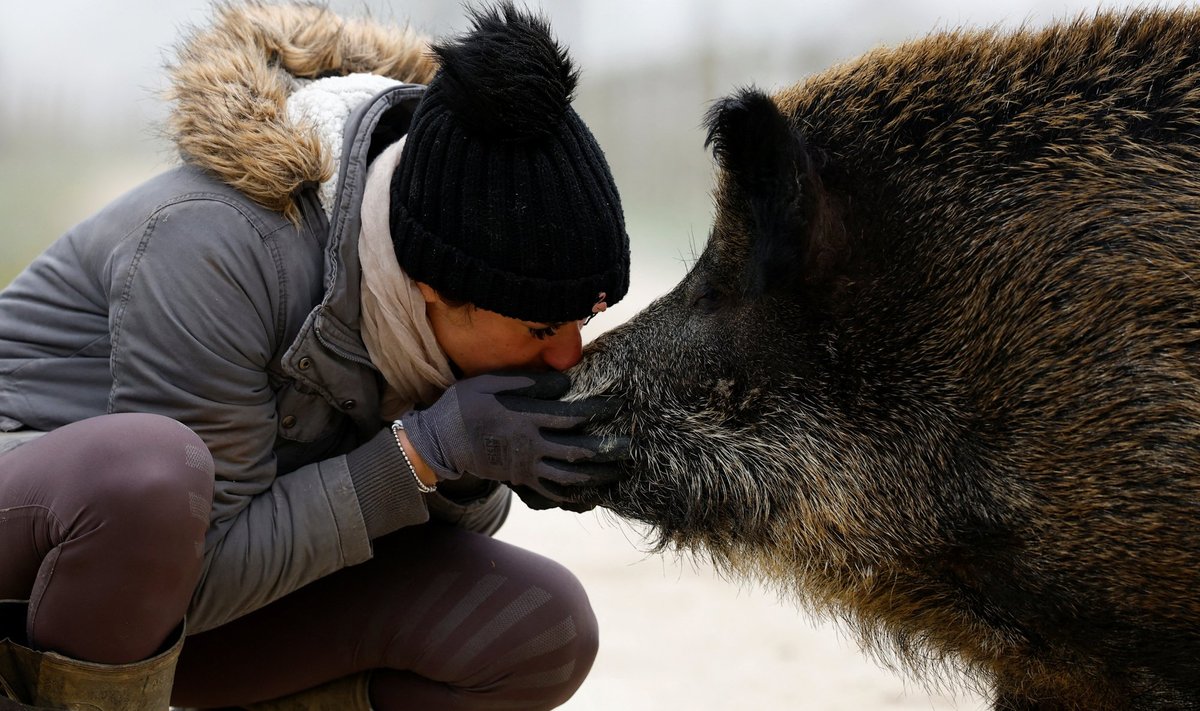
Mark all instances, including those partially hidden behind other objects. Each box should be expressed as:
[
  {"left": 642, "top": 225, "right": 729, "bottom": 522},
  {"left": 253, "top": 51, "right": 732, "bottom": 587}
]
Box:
[{"left": 401, "top": 371, "right": 628, "bottom": 510}]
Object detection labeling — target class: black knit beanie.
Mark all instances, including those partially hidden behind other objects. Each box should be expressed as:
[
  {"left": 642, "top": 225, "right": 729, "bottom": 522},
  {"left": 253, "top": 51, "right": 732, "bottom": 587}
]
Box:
[{"left": 389, "top": 2, "right": 630, "bottom": 324}]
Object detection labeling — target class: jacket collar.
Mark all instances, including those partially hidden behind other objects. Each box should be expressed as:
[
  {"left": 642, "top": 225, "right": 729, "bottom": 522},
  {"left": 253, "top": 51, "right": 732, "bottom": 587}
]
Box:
[
  {"left": 281, "top": 85, "right": 426, "bottom": 432},
  {"left": 312, "top": 85, "right": 427, "bottom": 366}
]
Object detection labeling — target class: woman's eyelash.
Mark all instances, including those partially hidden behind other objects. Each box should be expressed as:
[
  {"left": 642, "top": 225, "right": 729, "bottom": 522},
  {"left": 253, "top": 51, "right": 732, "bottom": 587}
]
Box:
[{"left": 529, "top": 326, "right": 558, "bottom": 340}]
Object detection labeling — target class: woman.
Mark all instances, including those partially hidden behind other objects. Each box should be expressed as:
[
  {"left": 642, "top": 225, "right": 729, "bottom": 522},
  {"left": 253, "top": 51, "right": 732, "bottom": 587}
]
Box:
[{"left": 0, "top": 3, "right": 630, "bottom": 710}]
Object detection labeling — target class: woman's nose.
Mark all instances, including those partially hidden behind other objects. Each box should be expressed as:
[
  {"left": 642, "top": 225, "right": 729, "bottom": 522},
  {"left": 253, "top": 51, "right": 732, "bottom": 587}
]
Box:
[{"left": 541, "top": 321, "right": 583, "bottom": 371}]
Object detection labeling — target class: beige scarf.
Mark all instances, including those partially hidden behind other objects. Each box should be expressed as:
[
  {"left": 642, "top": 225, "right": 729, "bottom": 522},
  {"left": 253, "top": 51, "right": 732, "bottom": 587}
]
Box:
[{"left": 359, "top": 137, "right": 455, "bottom": 419}]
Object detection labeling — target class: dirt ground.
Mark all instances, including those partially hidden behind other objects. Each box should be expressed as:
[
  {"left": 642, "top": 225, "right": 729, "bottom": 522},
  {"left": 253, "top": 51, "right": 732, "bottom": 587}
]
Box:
[{"left": 496, "top": 502, "right": 990, "bottom": 711}]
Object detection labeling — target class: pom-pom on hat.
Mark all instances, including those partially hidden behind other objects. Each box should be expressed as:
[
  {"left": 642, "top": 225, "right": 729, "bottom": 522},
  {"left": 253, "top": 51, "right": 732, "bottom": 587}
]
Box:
[{"left": 389, "top": 2, "right": 630, "bottom": 324}]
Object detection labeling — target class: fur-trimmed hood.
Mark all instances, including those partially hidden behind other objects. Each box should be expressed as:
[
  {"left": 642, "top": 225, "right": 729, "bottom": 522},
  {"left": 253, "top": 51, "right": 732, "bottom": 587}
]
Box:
[{"left": 165, "top": 1, "right": 437, "bottom": 221}]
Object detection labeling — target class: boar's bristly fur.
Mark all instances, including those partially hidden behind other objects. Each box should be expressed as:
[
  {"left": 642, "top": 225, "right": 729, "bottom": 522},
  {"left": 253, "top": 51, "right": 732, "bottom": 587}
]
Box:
[{"left": 570, "top": 8, "right": 1200, "bottom": 709}]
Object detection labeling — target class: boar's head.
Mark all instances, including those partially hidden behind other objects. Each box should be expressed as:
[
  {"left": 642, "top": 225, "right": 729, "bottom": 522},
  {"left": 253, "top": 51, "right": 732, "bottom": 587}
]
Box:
[{"left": 568, "top": 88, "right": 946, "bottom": 569}]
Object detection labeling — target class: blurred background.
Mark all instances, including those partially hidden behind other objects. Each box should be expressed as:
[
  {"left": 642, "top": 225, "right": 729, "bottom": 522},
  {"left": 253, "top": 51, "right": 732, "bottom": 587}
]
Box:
[{"left": 4, "top": 1, "right": 1197, "bottom": 708}]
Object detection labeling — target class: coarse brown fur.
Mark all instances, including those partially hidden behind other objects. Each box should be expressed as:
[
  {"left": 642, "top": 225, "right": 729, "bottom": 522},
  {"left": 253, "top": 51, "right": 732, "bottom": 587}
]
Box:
[
  {"left": 571, "top": 8, "right": 1200, "bottom": 709},
  {"left": 164, "top": 1, "right": 437, "bottom": 222}
]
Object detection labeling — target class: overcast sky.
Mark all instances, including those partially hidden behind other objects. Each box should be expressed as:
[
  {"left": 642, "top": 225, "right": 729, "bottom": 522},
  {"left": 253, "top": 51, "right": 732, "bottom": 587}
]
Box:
[{"left": 4, "top": 0, "right": 1200, "bottom": 130}]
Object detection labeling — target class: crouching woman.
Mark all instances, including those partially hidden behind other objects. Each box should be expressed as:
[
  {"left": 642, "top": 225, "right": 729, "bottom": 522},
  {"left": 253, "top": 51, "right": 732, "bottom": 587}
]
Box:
[{"left": 0, "top": 3, "right": 630, "bottom": 710}]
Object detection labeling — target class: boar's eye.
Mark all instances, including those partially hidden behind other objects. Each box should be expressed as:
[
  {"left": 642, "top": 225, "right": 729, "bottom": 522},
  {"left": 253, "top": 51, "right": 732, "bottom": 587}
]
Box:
[{"left": 691, "top": 282, "right": 723, "bottom": 314}]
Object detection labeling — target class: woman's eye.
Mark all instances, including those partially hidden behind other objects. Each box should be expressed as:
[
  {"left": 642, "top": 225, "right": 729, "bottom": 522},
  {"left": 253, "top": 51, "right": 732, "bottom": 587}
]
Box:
[{"left": 529, "top": 326, "right": 558, "bottom": 340}]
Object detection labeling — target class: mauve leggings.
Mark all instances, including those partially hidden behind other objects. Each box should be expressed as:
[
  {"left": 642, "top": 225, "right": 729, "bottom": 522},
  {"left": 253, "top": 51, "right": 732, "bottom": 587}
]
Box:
[
  {"left": 171, "top": 523, "right": 600, "bottom": 711},
  {"left": 1, "top": 413, "right": 599, "bottom": 710},
  {"left": 0, "top": 413, "right": 214, "bottom": 664}
]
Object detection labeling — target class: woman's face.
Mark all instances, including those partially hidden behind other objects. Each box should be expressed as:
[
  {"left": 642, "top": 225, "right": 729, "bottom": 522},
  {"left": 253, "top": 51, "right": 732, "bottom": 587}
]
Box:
[{"left": 418, "top": 283, "right": 587, "bottom": 377}]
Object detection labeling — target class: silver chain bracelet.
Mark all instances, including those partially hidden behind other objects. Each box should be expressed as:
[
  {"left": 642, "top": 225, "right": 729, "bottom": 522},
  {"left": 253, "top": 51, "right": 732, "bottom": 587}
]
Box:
[{"left": 391, "top": 420, "right": 437, "bottom": 494}]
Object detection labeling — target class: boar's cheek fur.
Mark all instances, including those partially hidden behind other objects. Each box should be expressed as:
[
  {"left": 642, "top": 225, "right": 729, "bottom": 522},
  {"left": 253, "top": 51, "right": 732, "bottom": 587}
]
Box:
[{"left": 573, "top": 8, "right": 1200, "bottom": 708}]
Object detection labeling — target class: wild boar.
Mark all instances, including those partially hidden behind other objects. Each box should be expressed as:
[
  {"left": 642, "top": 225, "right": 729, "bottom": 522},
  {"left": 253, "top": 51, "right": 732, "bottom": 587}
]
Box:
[{"left": 569, "top": 9, "right": 1200, "bottom": 709}]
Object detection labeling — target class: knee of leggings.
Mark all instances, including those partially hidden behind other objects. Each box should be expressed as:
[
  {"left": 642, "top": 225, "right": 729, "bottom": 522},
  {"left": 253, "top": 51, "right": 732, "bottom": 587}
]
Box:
[
  {"left": 79, "top": 413, "right": 214, "bottom": 573},
  {"left": 533, "top": 558, "right": 600, "bottom": 666},
  {"left": 476, "top": 555, "right": 600, "bottom": 711},
  {"left": 533, "top": 561, "right": 599, "bottom": 708}
]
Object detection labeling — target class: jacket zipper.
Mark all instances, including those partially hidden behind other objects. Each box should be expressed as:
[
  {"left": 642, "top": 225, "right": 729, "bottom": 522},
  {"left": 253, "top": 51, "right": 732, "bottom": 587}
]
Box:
[{"left": 313, "top": 322, "right": 376, "bottom": 369}]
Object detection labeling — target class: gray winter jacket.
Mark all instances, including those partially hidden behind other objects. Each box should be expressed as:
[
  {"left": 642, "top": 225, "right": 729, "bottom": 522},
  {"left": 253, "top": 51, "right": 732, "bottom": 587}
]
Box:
[{"left": 0, "top": 10, "right": 509, "bottom": 634}]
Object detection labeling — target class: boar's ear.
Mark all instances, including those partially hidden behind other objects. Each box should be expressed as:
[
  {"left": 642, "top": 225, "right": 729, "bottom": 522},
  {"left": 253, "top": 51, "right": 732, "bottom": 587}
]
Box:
[{"left": 704, "top": 88, "right": 846, "bottom": 301}]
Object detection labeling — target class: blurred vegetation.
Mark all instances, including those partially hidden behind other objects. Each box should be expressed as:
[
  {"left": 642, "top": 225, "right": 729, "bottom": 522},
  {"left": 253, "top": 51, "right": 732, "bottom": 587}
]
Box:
[
  {"left": 6, "top": 0, "right": 1175, "bottom": 293},
  {"left": 0, "top": 27, "right": 837, "bottom": 298},
  {"left": 0, "top": 132, "right": 170, "bottom": 287}
]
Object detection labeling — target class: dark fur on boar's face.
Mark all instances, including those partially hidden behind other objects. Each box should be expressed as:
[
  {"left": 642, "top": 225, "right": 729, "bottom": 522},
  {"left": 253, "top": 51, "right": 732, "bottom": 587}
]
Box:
[{"left": 569, "top": 8, "right": 1200, "bottom": 710}]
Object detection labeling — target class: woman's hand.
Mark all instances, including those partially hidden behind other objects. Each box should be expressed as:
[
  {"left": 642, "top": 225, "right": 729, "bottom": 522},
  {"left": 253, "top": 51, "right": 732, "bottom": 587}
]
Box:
[{"left": 400, "top": 372, "right": 628, "bottom": 507}]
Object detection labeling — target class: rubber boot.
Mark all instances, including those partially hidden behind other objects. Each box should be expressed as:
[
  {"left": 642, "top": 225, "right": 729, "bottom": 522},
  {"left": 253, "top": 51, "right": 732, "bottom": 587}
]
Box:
[
  {"left": 0, "top": 601, "right": 49, "bottom": 710},
  {"left": 243, "top": 673, "right": 371, "bottom": 711},
  {"left": 0, "top": 600, "right": 183, "bottom": 710}
]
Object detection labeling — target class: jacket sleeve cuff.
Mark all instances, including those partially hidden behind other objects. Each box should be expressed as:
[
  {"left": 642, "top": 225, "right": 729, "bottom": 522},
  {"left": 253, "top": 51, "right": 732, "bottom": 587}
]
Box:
[{"left": 346, "top": 426, "right": 430, "bottom": 539}]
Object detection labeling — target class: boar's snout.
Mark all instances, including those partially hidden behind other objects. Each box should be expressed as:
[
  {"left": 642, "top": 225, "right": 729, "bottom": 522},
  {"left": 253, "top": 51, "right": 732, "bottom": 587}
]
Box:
[{"left": 569, "top": 314, "right": 808, "bottom": 549}]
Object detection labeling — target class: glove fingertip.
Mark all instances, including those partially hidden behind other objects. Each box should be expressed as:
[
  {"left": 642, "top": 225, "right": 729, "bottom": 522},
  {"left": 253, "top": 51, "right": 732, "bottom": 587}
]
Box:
[{"left": 526, "top": 371, "right": 572, "bottom": 399}]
